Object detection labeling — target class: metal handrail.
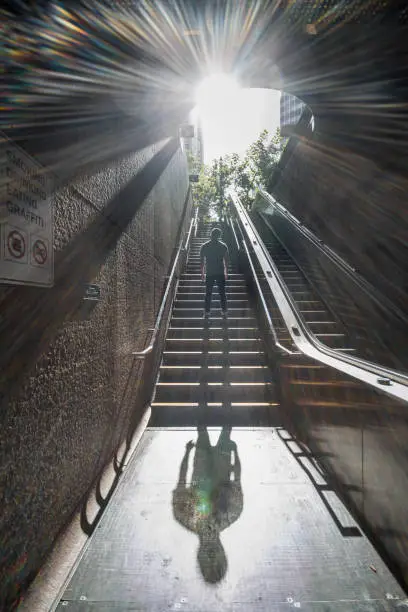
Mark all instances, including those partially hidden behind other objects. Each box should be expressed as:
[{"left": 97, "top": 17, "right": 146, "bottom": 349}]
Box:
[
  {"left": 193, "top": 206, "right": 199, "bottom": 238},
  {"left": 228, "top": 215, "right": 240, "bottom": 253},
  {"left": 233, "top": 217, "right": 295, "bottom": 356},
  {"left": 132, "top": 209, "right": 197, "bottom": 358},
  {"left": 229, "top": 190, "right": 408, "bottom": 403},
  {"left": 184, "top": 206, "right": 199, "bottom": 249}
]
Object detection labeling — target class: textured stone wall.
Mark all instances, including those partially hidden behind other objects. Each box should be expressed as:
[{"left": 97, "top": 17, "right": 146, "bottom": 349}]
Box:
[
  {"left": 271, "top": 137, "right": 408, "bottom": 316},
  {"left": 0, "top": 140, "right": 190, "bottom": 608}
]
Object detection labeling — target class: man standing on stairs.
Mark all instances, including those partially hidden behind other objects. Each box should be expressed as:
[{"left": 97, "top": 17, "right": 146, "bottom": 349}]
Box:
[{"left": 200, "top": 227, "right": 229, "bottom": 318}]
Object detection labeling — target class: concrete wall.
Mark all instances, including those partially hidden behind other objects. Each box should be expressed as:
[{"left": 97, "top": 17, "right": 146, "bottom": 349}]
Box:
[
  {"left": 0, "top": 140, "right": 191, "bottom": 608},
  {"left": 271, "top": 137, "right": 408, "bottom": 316}
]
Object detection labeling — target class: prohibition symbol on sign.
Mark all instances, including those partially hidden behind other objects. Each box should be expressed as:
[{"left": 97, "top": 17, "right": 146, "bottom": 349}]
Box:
[
  {"left": 32, "top": 239, "right": 48, "bottom": 265},
  {"left": 7, "top": 229, "right": 26, "bottom": 259}
]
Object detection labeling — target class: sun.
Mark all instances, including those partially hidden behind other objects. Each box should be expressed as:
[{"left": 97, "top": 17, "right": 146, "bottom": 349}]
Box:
[
  {"left": 195, "top": 73, "right": 240, "bottom": 116},
  {"left": 193, "top": 74, "right": 281, "bottom": 164}
]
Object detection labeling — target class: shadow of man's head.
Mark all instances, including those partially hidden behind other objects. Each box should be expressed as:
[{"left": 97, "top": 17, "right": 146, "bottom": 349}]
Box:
[{"left": 197, "top": 518, "right": 228, "bottom": 583}]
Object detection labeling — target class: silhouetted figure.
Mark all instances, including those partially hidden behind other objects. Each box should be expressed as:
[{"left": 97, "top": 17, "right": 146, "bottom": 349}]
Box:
[
  {"left": 200, "top": 228, "right": 229, "bottom": 318},
  {"left": 172, "top": 427, "right": 243, "bottom": 583}
]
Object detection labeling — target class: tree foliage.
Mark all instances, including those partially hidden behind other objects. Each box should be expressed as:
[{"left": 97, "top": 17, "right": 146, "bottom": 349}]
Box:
[{"left": 191, "top": 128, "right": 282, "bottom": 217}]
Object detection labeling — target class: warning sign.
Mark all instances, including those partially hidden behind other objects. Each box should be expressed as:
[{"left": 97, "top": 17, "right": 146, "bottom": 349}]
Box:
[
  {"left": 31, "top": 237, "right": 48, "bottom": 267},
  {"left": 6, "top": 228, "right": 27, "bottom": 261},
  {"left": 1, "top": 132, "right": 54, "bottom": 286}
]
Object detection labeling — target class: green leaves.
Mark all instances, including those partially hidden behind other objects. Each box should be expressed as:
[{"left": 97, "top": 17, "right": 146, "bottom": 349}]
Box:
[{"left": 191, "top": 127, "right": 282, "bottom": 215}]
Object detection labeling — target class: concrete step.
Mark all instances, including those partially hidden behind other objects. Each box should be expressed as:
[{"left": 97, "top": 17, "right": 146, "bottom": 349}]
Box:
[
  {"left": 172, "top": 307, "right": 254, "bottom": 318},
  {"left": 174, "top": 298, "right": 249, "bottom": 308},
  {"left": 154, "top": 381, "right": 276, "bottom": 403},
  {"left": 162, "top": 350, "right": 267, "bottom": 366},
  {"left": 165, "top": 338, "right": 263, "bottom": 352},
  {"left": 167, "top": 326, "right": 261, "bottom": 339},
  {"left": 181, "top": 273, "right": 244, "bottom": 279},
  {"left": 170, "top": 316, "right": 257, "bottom": 327},
  {"left": 149, "top": 403, "right": 279, "bottom": 427},
  {"left": 175, "top": 291, "right": 248, "bottom": 299},
  {"left": 159, "top": 364, "right": 274, "bottom": 383},
  {"left": 178, "top": 281, "right": 246, "bottom": 287},
  {"left": 177, "top": 288, "right": 246, "bottom": 295}
]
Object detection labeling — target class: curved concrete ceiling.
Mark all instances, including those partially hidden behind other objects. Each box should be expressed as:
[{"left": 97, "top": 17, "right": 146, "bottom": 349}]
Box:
[{"left": 2, "top": 1, "right": 407, "bottom": 178}]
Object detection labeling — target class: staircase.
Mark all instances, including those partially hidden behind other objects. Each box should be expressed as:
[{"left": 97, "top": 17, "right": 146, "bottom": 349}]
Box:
[{"left": 150, "top": 222, "right": 280, "bottom": 427}]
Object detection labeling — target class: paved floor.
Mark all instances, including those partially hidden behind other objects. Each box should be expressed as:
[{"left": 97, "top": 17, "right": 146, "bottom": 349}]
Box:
[{"left": 56, "top": 427, "right": 407, "bottom": 611}]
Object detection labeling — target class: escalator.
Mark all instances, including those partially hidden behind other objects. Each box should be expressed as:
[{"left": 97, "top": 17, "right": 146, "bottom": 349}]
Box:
[
  {"left": 250, "top": 190, "right": 408, "bottom": 379},
  {"left": 253, "top": 232, "right": 356, "bottom": 355},
  {"left": 52, "top": 207, "right": 408, "bottom": 610}
]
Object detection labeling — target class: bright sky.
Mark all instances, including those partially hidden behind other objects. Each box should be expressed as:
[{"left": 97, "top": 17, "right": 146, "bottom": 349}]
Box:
[{"left": 194, "top": 75, "right": 281, "bottom": 164}]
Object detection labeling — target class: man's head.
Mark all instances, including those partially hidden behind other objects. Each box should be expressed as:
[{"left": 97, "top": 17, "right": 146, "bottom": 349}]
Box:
[
  {"left": 211, "top": 228, "right": 222, "bottom": 241},
  {"left": 197, "top": 519, "right": 227, "bottom": 583}
]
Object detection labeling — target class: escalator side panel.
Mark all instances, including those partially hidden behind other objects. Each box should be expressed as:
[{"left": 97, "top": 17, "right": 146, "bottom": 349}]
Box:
[{"left": 279, "top": 352, "right": 408, "bottom": 592}]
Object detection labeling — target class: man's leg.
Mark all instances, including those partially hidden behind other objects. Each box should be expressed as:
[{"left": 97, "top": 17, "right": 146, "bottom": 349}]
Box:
[
  {"left": 216, "top": 275, "right": 227, "bottom": 313},
  {"left": 192, "top": 427, "right": 211, "bottom": 487},
  {"left": 205, "top": 276, "right": 215, "bottom": 314}
]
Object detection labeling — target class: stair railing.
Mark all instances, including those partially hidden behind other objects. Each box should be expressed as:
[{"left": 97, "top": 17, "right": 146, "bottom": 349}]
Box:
[{"left": 132, "top": 205, "right": 198, "bottom": 359}]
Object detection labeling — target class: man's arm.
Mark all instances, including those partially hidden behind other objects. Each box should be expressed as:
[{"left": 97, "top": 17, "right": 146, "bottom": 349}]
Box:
[
  {"left": 177, "top": 441, "right": 194, "bottom": 487},
  {"left": 173, "top": 441, "right": 197, "bottom": 533}
]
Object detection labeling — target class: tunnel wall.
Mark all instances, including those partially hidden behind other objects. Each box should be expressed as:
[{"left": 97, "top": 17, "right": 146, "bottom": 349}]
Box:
[
  {"left": 270, "top": 136, "right": 408, "bottom": 316},
  {"left": 0, "top": 140, "right": 191, "bottom": 607}
]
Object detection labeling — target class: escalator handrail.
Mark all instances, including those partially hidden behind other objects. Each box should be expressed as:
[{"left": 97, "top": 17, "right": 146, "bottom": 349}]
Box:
[
  {"left": 229, "top": 190, "right": 408, "bottom": 403},
  {"left": 232, "top": 216, "right": 296, "bottom": 356},
  {"left": 258, "top": 188, "right": 408, "bottom": 326},
  {"left": 132, "top": 206, "right": 198, "bottom": 358},
  {"left": 227, "top": 215, "right": 240, "bottom": 254}
]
